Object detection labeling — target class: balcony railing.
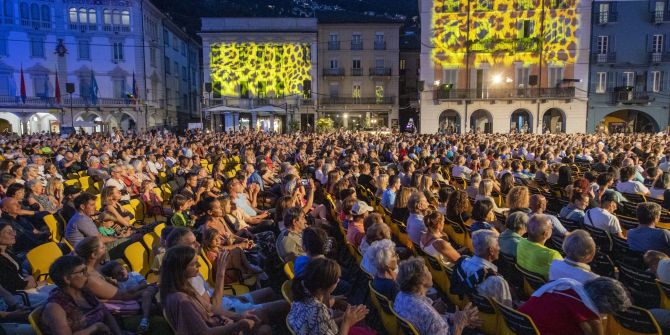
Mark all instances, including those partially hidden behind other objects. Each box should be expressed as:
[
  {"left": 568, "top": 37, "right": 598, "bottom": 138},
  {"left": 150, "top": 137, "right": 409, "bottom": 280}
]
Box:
[
  {"left": 206, "top": 96, "right": 309, "bottom": 109},
  {"left": 650, "top": 52, "right": 670, "bottom": 63},
  {"left": 351, "top": 40, "right": 363, "bottom": 50},
  {"left": 321, "top": 97, "right": 395, "bottom": 105},
  {"left": 103, "top": 24, "right": 130, "bottom": 32},
  {"left": 69, "top": 23, "right": 97, "bottom": 31},
  {"left": 595, "top": 11, "right": 618, "bottom": 24},
  {"left": 611, "top": 88, "right": 654, "bottom": 104},
  {"left": 0, "top": 96, "right": 140, "bottom": 108},
  {"left": 323, "top": 68, "right": 345, "bottom": 76},
  {"left": 434, "top": 87, "right": 576, "bottom": 100},
  {"left": 369, "top": 67, "right": 392, "bottom": 76},
  {"left": 652, "top": 10, "right": 670, "bottom": 23},
  {"left": 351, "top": 68, "right": 363, "bottom": 76},
  {"left": 328, "top": 41, "right": 340, "bottom": 50},
  {"left": 374, "top": 40, "right": 386, "bottom": 50},
  {"left": 469, "top": 38, "right": 539, "bottom": 53},
  {"left": 591, "top": 52, "right": 617, "bottom": 63}
]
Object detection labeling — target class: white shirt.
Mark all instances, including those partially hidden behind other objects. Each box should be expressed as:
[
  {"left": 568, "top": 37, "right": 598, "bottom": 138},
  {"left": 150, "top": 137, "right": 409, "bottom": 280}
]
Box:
[
  {"left": 616, "top": 180, "right": 650, "bottom": 195},
  {"left": 658, "top": 259, "right": 670, "bottom": 284},
  {"left": 451, "top": 165, "right": 472, "bottom": 178},
  {"left": 584, "top": 207, "right": 622, "bottom": 234},
  {"left": 407, "top": 213, "right": 426, "bottom": 245},
  {"left": 549, "top": 259, "right": 599, "bottom": 284},
  {"left": 104, "top": 178, "right": 130, "bottom": 201},
  {"left": 651, "top": 187, "right": 666, "bottom": 200}
]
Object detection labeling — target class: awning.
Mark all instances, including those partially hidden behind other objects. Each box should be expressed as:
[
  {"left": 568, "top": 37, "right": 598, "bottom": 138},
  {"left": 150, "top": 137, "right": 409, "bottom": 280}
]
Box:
[
  {"left": 249, "top": 105, "right": 286, "bottom": 113},
  {"left": 204, "top": 105, "right": 247, "bottom": 113}
]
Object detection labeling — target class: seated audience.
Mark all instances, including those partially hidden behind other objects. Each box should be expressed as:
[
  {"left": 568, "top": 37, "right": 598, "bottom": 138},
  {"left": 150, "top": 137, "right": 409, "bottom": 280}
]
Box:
[
  {"left": 549, "top": 229, "right": 599, "bottom": 283},
  {"left": 516, "top": 214, "right": 564, "bottom": 279},
  {"left": 628, "top": 202, "right": 670, "bottom": 255},
  {"left": 584, "top": 191, "right": 624, "bottom": 238},
  {"left": 420, "top": 211, "right": 461, "bottom": 266},
  {"left": 498, "top": 212, "right": 528, "bottom": 258}
]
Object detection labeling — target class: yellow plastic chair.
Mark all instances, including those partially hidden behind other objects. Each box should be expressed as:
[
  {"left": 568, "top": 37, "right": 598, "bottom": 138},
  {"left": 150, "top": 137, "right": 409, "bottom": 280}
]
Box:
[
  {"left": 78, "top": 176, "right": 91, "bottom": 192},
  {"left": 128, "top": 198, "right": 145, "bottom": 224},
  {"left": 657, "top": 279, "right": 670, "bottom": 310},
  {"left": 431, "top": 257, "right": 469, "bottom": 308},
  {"left": 142, "top": 232, "right": 158, "bottom": 259},
  {"left": 606, "top": 306, "right": 662, "bottom": 335},
  {"left": 154, "top": 223, "right": 166, "bottom": 237},
  {"left": 284, "top": 261, "right": 295, "bottom": 280},
  {"left": 123, "top": 241, "right": 150, "bottom": 276},
  {"left": 61, "top": 238, "right": 74, "bottom": 251},
  {"left": 515, "top": 264, "right": 547, "bottom": 297},
  {"left": 281, "top": 280, "right": 293, "bottom": 303},
  {"left": 369, "top": 281, "right": 400, "bottom": 335},
  {"left": 469, "top": 293, "right": 500, "bottom": 335},
  {"left": 391, "top": 307, "right": 420, "bottom": 335},
  {"left": 95, "top": 194, "right": 102, "bottom": 211},
  {"left": 64, "top": 179, "right": 80, "bottom": 188},
  {"left": 27, "top": 242, "right": 64, "bottom": 282},
  {"left": 43, "top": 214, "right": 61, "bottom": 242},
  {"left": 28, "top": 305, "right": 44, "bottom": 335},
  {"left": 493, "top": 298, "right": 541, "bottom": 335}
]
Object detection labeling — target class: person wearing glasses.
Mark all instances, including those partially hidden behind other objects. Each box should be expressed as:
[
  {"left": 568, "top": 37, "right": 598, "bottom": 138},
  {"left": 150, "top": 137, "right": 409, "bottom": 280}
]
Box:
[{"left": 40, "top": 255, "right": 123, "bottom": 335}]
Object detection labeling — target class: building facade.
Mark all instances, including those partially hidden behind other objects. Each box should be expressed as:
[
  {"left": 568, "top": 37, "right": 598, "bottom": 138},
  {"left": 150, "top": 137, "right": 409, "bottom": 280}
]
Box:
[
  {"left": 587, "top": 0, "right": 670, "bottom": 133},
  {"left": 0, "top": 0, "right": 201, "bottom": 135},
  {"left": 419, "top": 0, "right": 591, "bottom": 134},
  {"left": 199, "top": 17, "right": 318, "bottom": 133},
  {"left": 316, "top": 15, "right": 401, "bottom": 130},
  {"left": 399, "top": 28, "right": 421, "bottom": 132}
]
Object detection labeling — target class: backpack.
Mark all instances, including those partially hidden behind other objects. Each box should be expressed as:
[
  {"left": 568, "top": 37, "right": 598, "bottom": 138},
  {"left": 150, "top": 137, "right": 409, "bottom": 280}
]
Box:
[{"left": 449, "top": 256, "right": 498, "bottom": 298}]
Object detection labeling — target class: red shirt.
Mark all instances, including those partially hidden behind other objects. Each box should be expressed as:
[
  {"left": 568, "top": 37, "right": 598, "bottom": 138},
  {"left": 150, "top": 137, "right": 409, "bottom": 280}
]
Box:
[{"left": 518, "top": 289, "right": 598, "bottom": 335}]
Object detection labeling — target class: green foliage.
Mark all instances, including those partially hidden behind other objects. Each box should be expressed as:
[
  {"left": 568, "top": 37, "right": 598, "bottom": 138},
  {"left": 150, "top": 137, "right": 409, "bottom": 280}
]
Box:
[{"left": 316, "top": 117, "right": 334, "bottom": 133}]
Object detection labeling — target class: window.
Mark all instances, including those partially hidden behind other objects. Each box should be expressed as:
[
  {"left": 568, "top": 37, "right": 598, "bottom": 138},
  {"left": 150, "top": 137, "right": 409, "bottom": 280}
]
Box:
[
  {"left": 596, "top": 72, "right": 607, "bottom": 93},
  {"left": 112, "top": 78, "right": 125, "bottom": 98},
  {"left": 598, "top": 3, "right": 609, "bottom": 24},
  {"left": 352, "top": 33, "right": 361, "bottom": 43},
  {"left": 164, "top": 30, "right": 170, "bottom": 46},
  {"left": 517, "top": 0, "right": 534, "bottom": 10},
  {"left": 352, "top": 33, "right": 362, "bottom": 50},
  {"left": 174, "top": 61, "right": 179, "bottom": 77},
  {"left": 623, "top": 71, "right": 635, "bottom": 87},
  {"left": 476, "top": 0, "right": 493, "bottom": 10},
  {"left": 516, "top": 67, "right": 530, "bottom": 88},
  {"left": 173, "top": 36, "right": 178, "bottom": 50},
  {"left": 546, "top": 18, "right": 567, "bottom": 42},
  {"left": 518, "top": 20, "right": 534, "bottom": 39},
  {"left": 352, "top": 59, "right": 361, "bottom": 69},
  {"left": 165, "top": 57, "right": 170, "bottom": 74},
  {"left": 443, "top": 0, "right": 460, "bottom": 12},
  {"left": 329, "top": 82, "right": 339, "bottom": 98},
  {"left": 181, "top": 41, "right": 186, "bottom": 56},
  {"left": 329, "top": 59, "right": 338, "bottom": 69},
  {"left": 150, "top": 47, "right": 156, "bottom": 67},
  {"left": 0, "top": 37, "right": 6, "bottom": 56},
  {"left": 400, "top": 59, "right": 406, "bottom": 70},
  {"left": 352, "top": 83, "right": 361, "bottom": 98},
  {"left": 375, "top": 32, "right": 384, "bottom": 42},
  {"left": 597, "top": 36, "right": 608, "bottom": 54},
  {"left": 329, "top": 33, "right": 338, "bottom": 42},
  {"left": 69, "top": 8, "right": 96, "bottom": 30},
  {"left": 375, "top": 58, "right": 384, "bottom": 69},
  {"left": 182, "top": 66, "right": 187, "bottom": 81},
  {"left": 121, "top": 10, "right": 129, "bottom": 27},
  {"left": 375, "top": 83, "right": 384, "bottom": 102},
  {"left": 443, "top": 69, "right": 458, "bottom": 86},
  {"left": 78, "top": 39, "right": 90, "bottom": 60},
  {"left": 651, "top": 71, "right": 663, "bottom": 92},
  {"left": 30, "top": 37, "right": 44, "bottom": 58},
  {"left": 2, "top": 0, "right": 13, "bottom": 23},
  {"left": 652, "top": 34, "right": 664, "bottom": 53},
  {"left": 79, "top": 77, "right": 90, "bottom": 97},
  {"left": 19, "top": 2, "right": 28, "bottom": 25},
  {"left": 0, "top": 73, "right": 10, "bottom": 95},
  {"left": 548, "top": 67, "right": 564, "bottom": 87},
  {"left": 112, "top": 41, "right": 124, "bottom": 61},
  {"left": 33, "top": 74, "right": 48, "bottom": 97},
  {"left": 103, "top": 9, "right": 128, "bottom": 31}
]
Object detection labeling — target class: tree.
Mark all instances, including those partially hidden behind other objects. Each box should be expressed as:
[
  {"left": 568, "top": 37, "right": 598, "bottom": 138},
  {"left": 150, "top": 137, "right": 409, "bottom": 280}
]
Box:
[{"left": 316, "top": 117, "right": 334, "bottom": 133}]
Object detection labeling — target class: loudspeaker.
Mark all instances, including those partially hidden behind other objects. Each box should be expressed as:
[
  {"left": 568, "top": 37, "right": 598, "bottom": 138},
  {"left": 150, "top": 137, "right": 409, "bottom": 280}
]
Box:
[
  {"left": 66, "top": 83, "right": 75, "bottom": 93},
  {"left": 528, "top": 75, "right": 538, "bottom": 86},
  {"left": 205, "top": 82, "right": 212, "bottom": 93}
]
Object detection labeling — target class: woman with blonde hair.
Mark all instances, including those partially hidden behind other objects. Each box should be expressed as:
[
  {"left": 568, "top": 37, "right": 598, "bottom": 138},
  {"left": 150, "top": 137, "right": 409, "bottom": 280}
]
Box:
[
  {"left": 45, "top": 177, "right": 64, "bottom": 208},
  {"left": 418, "top": 174, "right": 437, "bottom": 205},
  {"left": 375, "top": 174, "right": 389, "bottom": 198},
  {"left": 476, "top": 179, "right": 507, "bottom": 213},
  {"left": 506, "top": 186, "right": 531, "bottom": 215},
  {"left": 101, "top": 185, "right": 134, "bottom": 227},
  {"left": 391, "top": 187, "right": 414, "bottom": 222}
]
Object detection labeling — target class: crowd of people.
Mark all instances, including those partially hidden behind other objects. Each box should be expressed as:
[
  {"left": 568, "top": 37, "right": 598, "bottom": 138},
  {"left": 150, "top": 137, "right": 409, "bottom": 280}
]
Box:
[{"left": 0, "top": 128, "right": 669, "bottom": 334}]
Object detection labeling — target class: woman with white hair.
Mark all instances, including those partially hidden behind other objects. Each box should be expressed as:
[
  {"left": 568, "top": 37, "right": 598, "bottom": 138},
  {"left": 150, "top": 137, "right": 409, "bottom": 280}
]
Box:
[
  {"left": 549, "top": 229, "right": 599, "bottom": 283},
  {"left": 368, "top": 239, "right": 400, "bottom": 300}
]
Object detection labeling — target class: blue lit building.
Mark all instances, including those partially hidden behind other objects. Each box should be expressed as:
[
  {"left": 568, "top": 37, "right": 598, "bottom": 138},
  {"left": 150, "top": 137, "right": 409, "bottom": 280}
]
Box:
[{"left": 588, "top": 0, "right": 670, "bottom": 133}]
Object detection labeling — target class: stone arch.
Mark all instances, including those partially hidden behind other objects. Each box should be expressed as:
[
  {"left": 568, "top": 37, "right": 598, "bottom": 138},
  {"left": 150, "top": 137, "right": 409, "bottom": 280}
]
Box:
[
  {"left": 510, "top": 109, "right": 533, "bottom": 133},
  {"left": 74, "top": 111, "right": 103, "bottom": 134},
  {"left": 470, "top": 109, "right": 492, "bottom": 134},
  {"left": 107, "top": 112, "right": 137, "bottom": 133},
  {"left": 603, "top": 109, "right": 659, "bottom": 133},
  {"left": 438, "top": 109, "right": 461, "bottom": 134},
  {"left": 0, "top": 112, "right": 21, "bottom": 134},
  {"left": 542, "top": 108, "right": 566, "bottom": 133}
]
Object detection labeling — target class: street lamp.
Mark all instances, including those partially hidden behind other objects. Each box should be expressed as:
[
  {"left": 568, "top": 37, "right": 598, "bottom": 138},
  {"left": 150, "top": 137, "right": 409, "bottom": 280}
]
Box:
[{"left": 491, "top": 74, "right": 503, "bottom": 85}]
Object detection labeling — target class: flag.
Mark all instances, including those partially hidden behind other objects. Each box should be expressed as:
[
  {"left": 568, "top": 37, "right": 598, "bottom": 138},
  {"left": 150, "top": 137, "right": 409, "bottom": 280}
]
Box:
[
  {"left": 89, "top": 70, "right": 98, "bottom": 105},
  {"left": 20, "top": 66, "right": 26, "bottom": 104},
  {"left": 132, "top": 72, "right": 138, "bottom": 105},
  {"left": 54, "top": 69, "right": 61, "bottom": 104}
]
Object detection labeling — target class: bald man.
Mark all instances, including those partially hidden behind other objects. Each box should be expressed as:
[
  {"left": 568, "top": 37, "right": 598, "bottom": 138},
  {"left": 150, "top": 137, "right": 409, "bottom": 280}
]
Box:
[
  {"left": 516, "top": 214, "right": 563, "bottom": 280},
  {"left": 529, "top": 194, "right": 569, "bottom": 238},
  {"left": 0, "top": 198, "right": 49, "bottom": 255}
]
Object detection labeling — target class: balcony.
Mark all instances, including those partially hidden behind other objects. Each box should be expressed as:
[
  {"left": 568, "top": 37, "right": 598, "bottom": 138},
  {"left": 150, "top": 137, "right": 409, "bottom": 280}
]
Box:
[
  {"left": 591, "top": 52, "right": 617, "bottom": 63},
  {"left": 651, "top": 10, "right": 670, "bottom": 23},
  {"left": 351, "top": 68, "right": 363, "bottom": 76},
  {"left": 594, "top": 11, "right": 618, "bottom": 24},
  {"left": 0, "top": 96, "right": 139, "bottom": 108},
  {"left": 369, "top": 67, "right": 392, "bottom": 76},
  {"left": 469, "top": 38, "right": 538, "bottom": 53},
  {"left": 611, "top": 88, "right": 653, "bottom": 104},
  {"left": 374, "top": 40, "right": 386, "bottom": 50},
  {"left": 68, "top": 23, "right": 97, "bottom": 31},
  {"left": 351, "top": 40, "right": 363, "bottom": 50},
  {"left": 434, "top": 87, "right": 575, "bottom": 100},
  {"left": 103, "top": 24, "right": 130, "bottom": 32},
  {"left": 323, "top": 68, "right": 345, "bottom": 76},
  {"left": 321, "top": 97, "right": 395, "bottom": 105},
  {"left": 650, "top": 52, "right": 670, "bottom": 63},
  {"left": 328, "top": 41, "right": 340, "bottom": 50},
  {"left": 205, "top": 96, "right": 308, "bottom": 109}
]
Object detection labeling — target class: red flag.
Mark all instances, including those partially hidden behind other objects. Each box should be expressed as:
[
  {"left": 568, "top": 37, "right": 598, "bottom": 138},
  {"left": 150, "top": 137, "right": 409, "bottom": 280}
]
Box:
[
  {"left": 55, "top": 70, "right": 61, "bottom": 104},
  {"left": 20, "top": 66, "right": 26, "bottom": 104}
]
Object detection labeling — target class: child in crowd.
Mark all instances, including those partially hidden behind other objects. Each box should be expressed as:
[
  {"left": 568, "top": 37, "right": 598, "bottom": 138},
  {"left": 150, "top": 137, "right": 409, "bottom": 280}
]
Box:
[
  {"left": 140, "top": 180, "right": 167, "bottom": 217},
  {"left": 170, "top": 194, "right": 194, "bottom": 227},
  {"left": 101, "top": 260, "right": 158, "bottom": 333},
  {"left": 150, "top": 225, "right": 175, "bottom": 274},
  {"left": 97, "top": 212, "right": 132, "bottom": 238}
]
